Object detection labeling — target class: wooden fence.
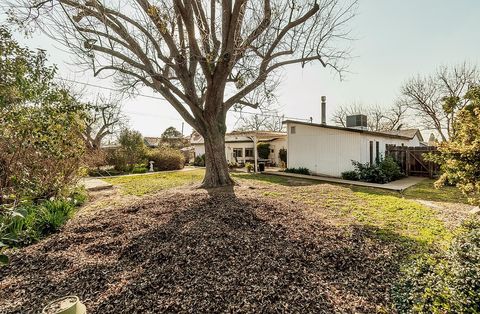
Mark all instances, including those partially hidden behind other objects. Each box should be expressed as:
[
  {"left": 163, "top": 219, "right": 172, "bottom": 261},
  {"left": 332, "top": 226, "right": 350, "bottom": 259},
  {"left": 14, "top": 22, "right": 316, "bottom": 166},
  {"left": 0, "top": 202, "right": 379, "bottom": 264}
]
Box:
[{"left": 386, "top": 145, "right": 439, "bottom": 178}]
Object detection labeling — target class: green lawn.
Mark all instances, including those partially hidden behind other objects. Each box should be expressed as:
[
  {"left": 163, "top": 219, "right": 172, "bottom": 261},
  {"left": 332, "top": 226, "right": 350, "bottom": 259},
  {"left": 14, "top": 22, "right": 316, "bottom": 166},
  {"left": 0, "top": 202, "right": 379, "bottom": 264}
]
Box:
[
  {"left": 402, "top": 179, "right": 468, "bottom": 204},
  {"left": 233, "top": 172, "right": 454, "bottom": 249},
  {"left": 104, "top": 170, "right": 464, "bottom": 250},
  {"left": 103, "top": 169, "right": 205, "bottom": 196}
]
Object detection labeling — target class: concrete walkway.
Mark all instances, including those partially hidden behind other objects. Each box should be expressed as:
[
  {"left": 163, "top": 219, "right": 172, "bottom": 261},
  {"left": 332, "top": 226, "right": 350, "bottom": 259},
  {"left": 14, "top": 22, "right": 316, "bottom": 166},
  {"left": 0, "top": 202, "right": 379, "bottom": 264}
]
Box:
[
  {"left": 263, "top": 170, "right": 426, "bottom": 192},
  {"left": 78, "top": 177, "right": 113, "bottom": 191}
]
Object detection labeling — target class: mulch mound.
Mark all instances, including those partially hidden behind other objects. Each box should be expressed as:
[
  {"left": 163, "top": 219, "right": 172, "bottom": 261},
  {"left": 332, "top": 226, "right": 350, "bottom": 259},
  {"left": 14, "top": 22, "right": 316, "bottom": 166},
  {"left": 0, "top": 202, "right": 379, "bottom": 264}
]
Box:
[{"left": 0, "top": 187, "right": 405, "bottom": 313}]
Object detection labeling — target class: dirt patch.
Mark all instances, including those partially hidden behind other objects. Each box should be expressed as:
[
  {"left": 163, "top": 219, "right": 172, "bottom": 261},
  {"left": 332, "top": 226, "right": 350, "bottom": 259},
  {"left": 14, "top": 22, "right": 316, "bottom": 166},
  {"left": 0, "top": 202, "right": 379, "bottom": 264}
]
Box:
[
  {"left": 414, "top": 199, "right": 474, "bottom": 230},
  {"left": 1, "top": 186, "right": 416, "bottom": 313}
]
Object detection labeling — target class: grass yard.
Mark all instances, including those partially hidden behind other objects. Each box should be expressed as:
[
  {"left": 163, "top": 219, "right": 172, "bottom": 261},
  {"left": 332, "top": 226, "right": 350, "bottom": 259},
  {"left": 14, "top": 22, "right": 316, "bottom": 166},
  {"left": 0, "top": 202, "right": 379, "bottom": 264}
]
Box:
[
  {"left": 0, "top": 170, "right": 473, "bottom": 313},
  {"left": 402, "top": 178, "right": 469, "bottom": 203},
  {"left": 233, "top": 173, "right": 454, "bottom": 249},
  {"left": 103, "top": 169, "right": 205, "bottom": 195},
  {"left": 104, "top": 170, "right": 465, "bottom": 250}
]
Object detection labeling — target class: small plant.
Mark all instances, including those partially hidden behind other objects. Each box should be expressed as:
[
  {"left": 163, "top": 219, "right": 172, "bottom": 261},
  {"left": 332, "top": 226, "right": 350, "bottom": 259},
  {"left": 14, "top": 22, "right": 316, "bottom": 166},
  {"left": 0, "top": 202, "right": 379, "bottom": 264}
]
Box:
[
  {"left": 245, "top": 162, "right": 254, "bottom": 173},
  {"left": 228, "top": 161, "right": 239, "bottom": 169},
  {"left": 35, "top": 200, "right": 76, "bottom": 235},
  {"left": 193, "top": 154, "right": 206, "bottom": 167},
  {"left": 285, "top": 167, "right": 310, "bottom": 175},
  {"left": 341, "top": 170, "right": 359, "bottom": 181},
  {"left": 0, "top": 206, "right": 28, "bottom": 264},
  {"left": 132, "top": 165, "right": 148, "bottom": 174},
  {"left": 69, "top": 187, "right": 88, "bottom": 206}
]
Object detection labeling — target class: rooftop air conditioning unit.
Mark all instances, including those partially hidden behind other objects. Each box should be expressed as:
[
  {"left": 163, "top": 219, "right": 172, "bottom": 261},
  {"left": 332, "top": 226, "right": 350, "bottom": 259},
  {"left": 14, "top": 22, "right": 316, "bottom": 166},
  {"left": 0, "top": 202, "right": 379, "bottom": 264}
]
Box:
[{"left": 346, "top": 114, "right": 368, "bottom": 130}]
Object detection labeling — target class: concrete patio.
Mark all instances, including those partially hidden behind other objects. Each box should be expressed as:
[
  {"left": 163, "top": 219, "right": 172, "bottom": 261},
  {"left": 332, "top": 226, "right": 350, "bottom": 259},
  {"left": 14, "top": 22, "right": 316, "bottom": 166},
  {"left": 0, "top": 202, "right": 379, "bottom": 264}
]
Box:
[
  {"left": 78, "top": 177, "right": 113, "bottom": 191},
  {"left": 263, "top": 170, "right": 426, "bottom": 192}
]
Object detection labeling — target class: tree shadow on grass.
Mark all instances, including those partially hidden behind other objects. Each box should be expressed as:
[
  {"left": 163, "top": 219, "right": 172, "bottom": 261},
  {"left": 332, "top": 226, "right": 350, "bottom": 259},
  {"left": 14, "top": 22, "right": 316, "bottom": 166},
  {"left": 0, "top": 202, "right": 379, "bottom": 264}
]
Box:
[{"left": 0, "top": 191, "right": 425, "bottom": 313}]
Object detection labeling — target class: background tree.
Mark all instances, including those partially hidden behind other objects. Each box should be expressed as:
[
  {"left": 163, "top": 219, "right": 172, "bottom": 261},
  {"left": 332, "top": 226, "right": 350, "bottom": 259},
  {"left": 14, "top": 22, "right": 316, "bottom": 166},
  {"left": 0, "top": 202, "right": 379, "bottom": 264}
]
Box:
[
  {"left": 12, "top": 0, "right": 357, "bottom": 187},
  {"left": 118, "top": 129, "right": 146, "bottom": 168},
  {"left": 428, "top": 86, "right": 480, "bottom": 205},
  {"left": 160, "top": 126, "right": 188, "bottom": 148},
  {"left": 83, "top": 94, "right": 126, "bottom": 151},
  {"left": 235, "top": 111, "right": 284, "bottom": 132},
  {"left": 332, "top": 102, "right": 408, "bottom": 131},
  {"left": 398, "top": 63, "right": 479, "bottom": 141}
]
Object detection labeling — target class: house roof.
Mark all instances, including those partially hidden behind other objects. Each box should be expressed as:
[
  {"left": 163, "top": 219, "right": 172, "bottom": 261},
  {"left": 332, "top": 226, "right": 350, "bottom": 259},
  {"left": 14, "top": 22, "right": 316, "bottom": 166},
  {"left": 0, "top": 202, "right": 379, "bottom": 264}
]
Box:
[
  {"left": 380, "top": 129, "right": 424, "bottom": 141},
  {"left": 190, "top": 130, "right": 287, "bottom": 145},
  {"left": 144, "top": 137, "right": 161, "bottom": 147},
  {"left": 283, "top": 120, "right": 422, "bottom": 141}
]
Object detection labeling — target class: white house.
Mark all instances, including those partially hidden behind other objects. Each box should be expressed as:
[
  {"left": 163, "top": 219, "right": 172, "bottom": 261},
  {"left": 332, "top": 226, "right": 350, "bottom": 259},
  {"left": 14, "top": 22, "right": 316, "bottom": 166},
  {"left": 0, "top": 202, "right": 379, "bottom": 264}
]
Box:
[
  {"left": 284, "top": 117, "right": 423, "bottom": 177},
  {"left": 191, "top": 130, "right": 287, "bottom": 166}
]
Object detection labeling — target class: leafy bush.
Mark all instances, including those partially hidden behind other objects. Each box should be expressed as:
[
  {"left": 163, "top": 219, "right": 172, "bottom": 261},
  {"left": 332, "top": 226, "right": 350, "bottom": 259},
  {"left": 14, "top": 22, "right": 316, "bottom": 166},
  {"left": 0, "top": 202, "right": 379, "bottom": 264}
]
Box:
[
  {"left": 84, "top": 148, "right": 108, "bottom": 171},
  {"left": 379, "top": 156, "right": 403, "bottom": 181},
  {"left": 146, "top": 148, "right": 185, "bottom": 171},
  {"left": 393, "top": 218, "right": 480, "bottom": 313},
  {"left": 426, "top": 86, "right": 480, "bottom": 205},
  {"left": 194, "top": 154, "right": 206, "bottom": 167},
  {"left": 341, "top": 170, "right": 359, "bottom": 181},
  {"left": 106, "top": 148, "right": 127, "bottom": 172},
  {"left": 257, "top": 142, "right": 271, "bottom": 159},
  {"left": 245, "top": 162, "right": 254, "bottom": 172},
  {"left": 347, "top": 156, "right": 403, "bottom": 184},
  {"left": 131, "top": 165, "right": 148, "bottom": 174},
  {"left": 0, "top": 26, "right": 85, "bottom": 204},
  {"left": 285, "top": 167, "right": 310, "bottom": 175}
]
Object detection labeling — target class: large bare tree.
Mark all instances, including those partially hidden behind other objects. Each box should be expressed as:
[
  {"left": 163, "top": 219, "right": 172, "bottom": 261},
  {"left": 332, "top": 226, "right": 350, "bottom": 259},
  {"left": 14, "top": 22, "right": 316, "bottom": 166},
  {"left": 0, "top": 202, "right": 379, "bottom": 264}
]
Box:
[
  {"left": 398, "top": 63, "right": 479, "bottom": 141},
  {"left": 235, "top": 111, "right": 284, "bottom": 132},
  {"left": 332, "top": 102, "right": 407, "bottom": 131},
  {"left": 11, "top": 0, "right": 356, "bottom": 187},
  {"left": 83, "top": 94, "right": 126, "bottom": 150}
]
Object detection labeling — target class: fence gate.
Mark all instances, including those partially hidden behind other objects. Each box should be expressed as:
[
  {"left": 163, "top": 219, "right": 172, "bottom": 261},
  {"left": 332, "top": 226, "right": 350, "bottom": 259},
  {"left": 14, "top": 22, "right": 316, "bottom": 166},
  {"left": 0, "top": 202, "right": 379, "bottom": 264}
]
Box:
[{"left": 386, "top": 145, "right": 439, "bottom": 178}]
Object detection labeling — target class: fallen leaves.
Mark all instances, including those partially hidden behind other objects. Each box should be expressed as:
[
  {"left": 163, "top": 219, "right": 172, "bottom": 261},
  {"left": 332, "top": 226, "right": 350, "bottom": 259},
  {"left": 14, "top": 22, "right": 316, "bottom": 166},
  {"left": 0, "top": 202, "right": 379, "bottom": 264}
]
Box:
[{"left": 1, "top": 186, "right": 411, "bottom": 313}]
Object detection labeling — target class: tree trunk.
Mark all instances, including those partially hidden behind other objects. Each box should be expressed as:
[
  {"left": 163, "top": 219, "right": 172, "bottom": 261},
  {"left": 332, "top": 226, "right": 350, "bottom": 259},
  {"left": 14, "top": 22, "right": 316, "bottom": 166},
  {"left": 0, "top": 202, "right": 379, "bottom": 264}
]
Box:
[{"left": 201, "top": 125, "right": 234, "bottom": 188}]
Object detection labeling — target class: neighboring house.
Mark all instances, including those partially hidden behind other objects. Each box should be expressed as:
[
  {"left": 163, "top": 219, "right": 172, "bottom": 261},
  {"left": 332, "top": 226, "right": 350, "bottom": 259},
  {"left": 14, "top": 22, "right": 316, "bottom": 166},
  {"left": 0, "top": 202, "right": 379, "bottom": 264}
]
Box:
[
  {"left": 191, "top": 130, "right": 287, "bottom": 166},
  {"left": 284, "top": 115, "right": 424, "bottom": 177},
  {"left": 144, "top": 137, "right": 161, "bottom": 148}
]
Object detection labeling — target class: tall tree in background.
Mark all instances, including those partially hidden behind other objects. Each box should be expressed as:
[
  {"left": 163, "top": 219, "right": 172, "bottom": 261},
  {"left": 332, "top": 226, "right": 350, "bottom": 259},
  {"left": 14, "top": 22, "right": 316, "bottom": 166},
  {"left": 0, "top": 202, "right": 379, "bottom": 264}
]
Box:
[
  {"left": 235, "top": 111, "right": 284, "bottom": 132},
  {"left": 161, "top": 126, "right": 187, "bottom": 148},
  {"left": 398, "top": 63, "right": 479, "bottom": 141},
  {"left": 12, "top": 0, "right": 356, "bottom": 187},
  {"left": 428, "top": 86, "right": 480, "bottom": 205},
  {"left": 83, "top": 94, "right": 126, "bottom": 150},
  {"left": 332, "top": 102, "right": 407, "bottom": 131}
]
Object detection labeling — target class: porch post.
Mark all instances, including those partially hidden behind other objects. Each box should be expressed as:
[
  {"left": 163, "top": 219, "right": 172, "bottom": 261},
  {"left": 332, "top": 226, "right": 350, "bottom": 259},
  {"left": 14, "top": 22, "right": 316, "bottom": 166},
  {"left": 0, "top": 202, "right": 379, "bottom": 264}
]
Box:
[{"left": 253, "top": 136, "right": 258, "bottom": 173}]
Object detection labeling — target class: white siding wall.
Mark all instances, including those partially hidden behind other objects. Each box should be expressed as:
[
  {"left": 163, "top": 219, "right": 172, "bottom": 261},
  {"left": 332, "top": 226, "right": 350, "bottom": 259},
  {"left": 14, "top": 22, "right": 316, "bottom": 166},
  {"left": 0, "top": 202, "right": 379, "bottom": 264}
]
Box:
[
  {"left": 193, "top": 144, "right": 205, "bottom": 158},
  {"left": 287, "top": 123, "right": 420, "bottom": 177},
  {"left": 269, "top": 139, "right": 287, "bottom": 165}
]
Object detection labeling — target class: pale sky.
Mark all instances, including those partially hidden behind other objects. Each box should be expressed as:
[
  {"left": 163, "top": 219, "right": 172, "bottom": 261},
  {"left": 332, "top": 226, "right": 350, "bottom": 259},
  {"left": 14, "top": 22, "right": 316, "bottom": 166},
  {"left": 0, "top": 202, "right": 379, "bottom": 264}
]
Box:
[{"left": 2, "top": 1, "right": 480, "bottom": 137}]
